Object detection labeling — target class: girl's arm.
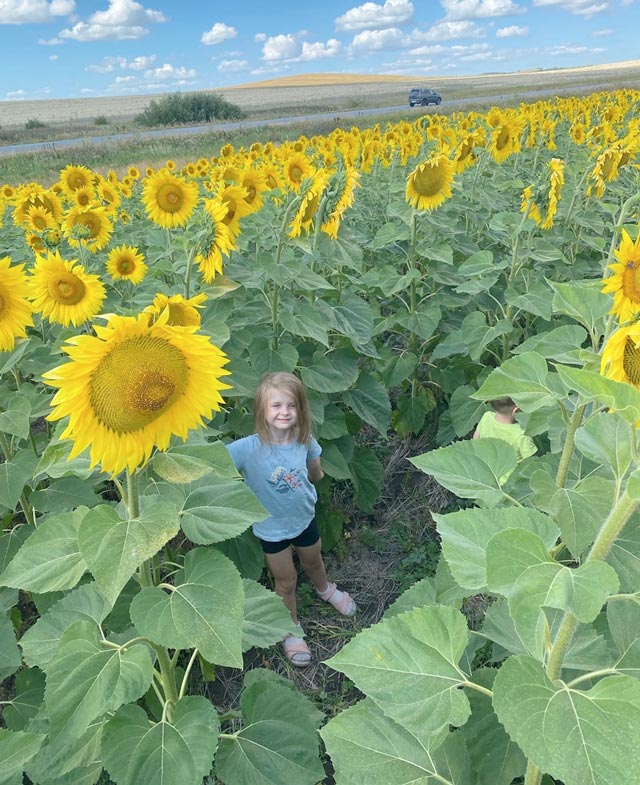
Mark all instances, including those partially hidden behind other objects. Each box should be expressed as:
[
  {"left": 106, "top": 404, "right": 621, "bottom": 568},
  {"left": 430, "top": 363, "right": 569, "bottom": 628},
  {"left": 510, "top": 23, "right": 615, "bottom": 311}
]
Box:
[{"left": 307, "top": 457, "right": 324, "bottom": 483}]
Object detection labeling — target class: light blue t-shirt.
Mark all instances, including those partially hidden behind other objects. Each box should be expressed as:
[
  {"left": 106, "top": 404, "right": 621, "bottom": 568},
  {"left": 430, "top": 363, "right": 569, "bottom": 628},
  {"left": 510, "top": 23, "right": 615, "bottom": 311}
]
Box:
[{"left": 226, "top": 434, "right": 322, "bottom": 542}]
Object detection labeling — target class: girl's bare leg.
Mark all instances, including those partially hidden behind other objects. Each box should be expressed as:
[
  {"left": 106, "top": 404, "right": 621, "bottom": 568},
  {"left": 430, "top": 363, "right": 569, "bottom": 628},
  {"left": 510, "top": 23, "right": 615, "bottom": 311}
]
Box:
[
  {"left": 296, "top": 539, "right": 329, "bottom": 593},
  {"left": 265, "top": 547, "right": 300, "bottom": 624}
]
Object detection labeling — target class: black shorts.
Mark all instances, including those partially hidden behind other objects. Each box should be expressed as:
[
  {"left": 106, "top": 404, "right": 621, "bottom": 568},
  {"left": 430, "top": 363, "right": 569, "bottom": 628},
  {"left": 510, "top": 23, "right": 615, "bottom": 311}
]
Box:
[{"left": 258, "top": 518, "right": 320, "bottom": 554}]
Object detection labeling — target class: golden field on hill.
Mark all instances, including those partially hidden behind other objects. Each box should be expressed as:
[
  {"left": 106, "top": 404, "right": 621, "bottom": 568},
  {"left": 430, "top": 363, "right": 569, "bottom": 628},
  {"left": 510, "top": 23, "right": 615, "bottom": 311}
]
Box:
[{"left": 3, "top": 59, "right": 640, "bottom": 129}]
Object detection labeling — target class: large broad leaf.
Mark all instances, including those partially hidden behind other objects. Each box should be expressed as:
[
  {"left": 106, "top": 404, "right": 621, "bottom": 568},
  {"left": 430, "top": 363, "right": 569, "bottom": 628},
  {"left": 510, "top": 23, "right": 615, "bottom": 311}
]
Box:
[
  {"left": 461, "top": 667, "right": 525, "bottom": 785},
  {"left": 152, "top": 441, "right": 240, "bottom": 483},
  {"left": 482, "top": 598, "right": 613, "bottom": 671},
  {"left": 394, "top": 304, "right": 442, "bottom": 342},
  {"left": 0, "top": 395, "right": 31, "bottom": 439},
  {"left": 393, "top": 387, "right": 434, "bottom": 436},
  {"left": 20, "top": 582, "right": 111, "bottom": 670},
  {"left": 0, "top": 612, "right": 21, "bottom": 680},
  {"left": 25, "top": 721, "right": 104, "bottom": 785},
  {"left": 326, "top": 604, "right": 470, "bottom": 734},
  {"left": 215, "top": 529, "right": 265, "bottom": 581},
  {"left": 410, "top": 438, "right": 517, "bottom": 506},
  {"left": 0, "top": 507, "right": 88, "bottom": 592},
  {"left": 78, "top": 499, "right": 179, "bottom": 605},
  {"left": 493, "top": 655, "right": 640, "bottom": 785},
  {"left": 130, "top": 547, "right": 244, "bottom": 668},
  {"left": 321, "top": 439, "right": 353, "bottom": 480},
  {"left": 321, "top": 698, "right": 473, "bottom": 785},
  {"left": 215, "top": 672, "right": 324, "bottom": 785},
  {"left": 0, "top": 449, "right": 38, "bottom": 511},
  {"left": 513, "top": 324, "right": 588, "bottom": 363},
  {"left": 383, "top": 576, "right": 437, "bottom": 619},
  {"left": 241, "top": 579, "right": 297, "bottom": 651},
  {"left": 333, "top": 289, "right": 375, "bottom": 345},
  {"left": 549, "top": 278, "right": 610, "bottom": 335},
  {"left": 30, "top": 477, "right": 101, "bottom": 514},
  {"left": 2, "top": 668, "right": 45, "bottom": 731},
  {"left": 0, "top": 728, "right": 46, "bottom": 785},
  {"left": 44, "top": 619, "right": 154, "bottom": 742},
  {"left": 472, "top": 352, "right": 560, "bottom": 411},
  {"left": 343, "top": 372, "right": 391, "bottom": 434},
  {"left": 434, "top": 507, "right": 559, "bottom": 591},
  {"left": 550, "top": 475, "right": 614, "bottom": 557},
  {"left": 299, "top": 349, "right": 359, "bottom": 393},
  {"left": 449, "top": 385, "right": 486, "bottom": 438},
  {"left": 575, "top": 412, "right": 634, "bottom": 480},
  {"left": 350, "top": 447, "right": 382, "bottom": 513},
  {"left": 102, "top": 696, "right": 219, "bottom": 785},
  {"left": 487, "top": 529, "right": 619, "bottom": 660},
  {"left": 556, "top": 365, "right": 640, "bottom": 426},
  {"left": 606, "top": 508, "right": 640, "bottom": 593},
  {"left": 279, "top": 303, "right": 329, "bottom": 346},
  {"left": 180, "top": 478, "right": 267, "bottom": 545},
  {"left": 0, "top": 524, "right": 31, "bottom": 574},
  {"left": 607, "top": 597, "right": 640, "bottom": 679}
]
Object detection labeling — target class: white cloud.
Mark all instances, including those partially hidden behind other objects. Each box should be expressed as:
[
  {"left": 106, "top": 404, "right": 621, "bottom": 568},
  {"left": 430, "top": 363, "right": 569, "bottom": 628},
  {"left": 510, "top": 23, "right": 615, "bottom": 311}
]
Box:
[
  {"left": 496, "top": 24, "right": 528, "bottom": 35},
  {"left": 532, "top": 0, "right": 609, "bottom": 15},
  {"left": 441, "top": 0, "right": 525, "bottom": 18},
  {"left": 261, "top": 32, "right": 303, "bottom": 61},
  {"left": 143, "top": 63, "right": 197, "bottom": 81},
  {"left": 59, "top": 0, "right": 166, "bottom": 41},
  {"left": 335, "top": 0, "right": 413, "bottom": 32},
  {"left": 254, "top": 32, "right": 267, "bottom": 42},
  {"left": 6, "top": 89, "right": 27, "bottom": 99},
  {"left": 591, "top": 27, "right": 613, "bottom": 35},
  {"left": 349, "top": 27, "right": 406, "bottom": 53},
  {"left": 299, "top": 38, "right": 342, "bottom": 60},
  {"left": 418, "top": 19, "right": 484, "bottom": 40},
  {"left": 201, "top": 22, "right": 237, "bottom": 45},
  {"left": 38, "top": 36, "right": 63, "bottom": 44},
  {"left": 0, "top": 0, "right": 75, "bottom": 24},
  {"left": 49, "top": 53, "right": 58, "bottom": 59},
  {"left": 544, "top": 43, "right": 605, "bottom": 54},
  {"left": 86, "top": 54, "right": 156, "bottom": 73},
  {"left": 218, "top": 58, "right": 248, "bottom": 72}
]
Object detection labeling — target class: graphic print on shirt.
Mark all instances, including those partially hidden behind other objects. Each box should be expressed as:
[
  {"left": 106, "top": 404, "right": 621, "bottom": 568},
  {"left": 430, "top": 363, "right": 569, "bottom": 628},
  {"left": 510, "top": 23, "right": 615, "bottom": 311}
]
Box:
[{"left": 268, "top": 465, "right": 302, "bottom": 494}]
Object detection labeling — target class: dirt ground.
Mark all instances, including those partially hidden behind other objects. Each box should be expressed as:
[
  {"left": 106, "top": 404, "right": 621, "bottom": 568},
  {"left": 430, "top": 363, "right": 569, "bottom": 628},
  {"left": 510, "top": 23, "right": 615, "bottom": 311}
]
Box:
[{"left": 3, "top": 59, "right": 640, "bottom": 129}]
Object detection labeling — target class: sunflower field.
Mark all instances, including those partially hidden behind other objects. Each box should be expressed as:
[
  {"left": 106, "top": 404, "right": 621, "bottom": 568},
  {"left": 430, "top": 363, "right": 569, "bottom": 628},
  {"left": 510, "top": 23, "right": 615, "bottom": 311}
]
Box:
[{"left": 1, "top": 87, "right": 640, "bottom": 785}]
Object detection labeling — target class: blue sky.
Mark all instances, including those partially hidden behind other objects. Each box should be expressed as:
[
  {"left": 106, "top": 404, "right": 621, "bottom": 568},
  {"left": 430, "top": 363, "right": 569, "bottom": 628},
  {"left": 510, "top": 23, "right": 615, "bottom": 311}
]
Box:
[{"left": 1, "top": 0, "right": 638, "bottom": 101}]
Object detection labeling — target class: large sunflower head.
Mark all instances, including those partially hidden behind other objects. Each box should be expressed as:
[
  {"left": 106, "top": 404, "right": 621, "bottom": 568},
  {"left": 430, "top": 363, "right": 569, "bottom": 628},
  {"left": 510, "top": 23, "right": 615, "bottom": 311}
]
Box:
[
  {"left": 58, "top": 164, "right": 95, "bottom": 196},
  {"left": 43, "top": 311, "right": 231, "bottom": 475},
  {"left": 142, "top": 169, "right": 199, "bottom": 229},
  {"left": 61, "top": 205, "right": 113, "bottom": 252},
  {"left": 602, "top": 229, "right": 640, "bottom": 322},
  {"left": 28, "top": 250, "right": 106, "bottom": 327},
  {"left": 195, "top": 197, "right": 236, "bottom": 282},
  {"left": 405, "top": 154, "right": 455, "bottom": 212},
  {"left": 106, "top": 244, "right": 148, "bottom": 284},
  {"left": 601, "top": 322, "right": 640, "bottom": 388},
  {"left": 144, "top": 292, "right": 207, "bottom": 327},
  {"left": 282, "top": 152, "right": 313, "bottom": 192},
  {"left": 0, "top": 256, "right": 34, "bottom": 351},
  {"left": 321, "top": 164, "right": 360, "bottom": 240},
  {"left": 289, "top": 171, "right": 330, "bottom": 239}
]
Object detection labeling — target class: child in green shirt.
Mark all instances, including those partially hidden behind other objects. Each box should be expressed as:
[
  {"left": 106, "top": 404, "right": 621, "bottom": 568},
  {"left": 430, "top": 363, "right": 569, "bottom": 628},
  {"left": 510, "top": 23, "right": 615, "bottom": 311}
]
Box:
[{"left": 473, "top": 397, "right": 537, "bottom": 464}]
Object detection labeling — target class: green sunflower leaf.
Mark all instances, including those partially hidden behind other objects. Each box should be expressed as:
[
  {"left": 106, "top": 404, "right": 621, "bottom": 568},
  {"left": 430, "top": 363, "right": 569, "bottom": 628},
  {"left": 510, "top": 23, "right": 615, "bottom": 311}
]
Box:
[
  {"left": 102, "top": 696, "right": 219, "bottom": 785},
  {"left": 493, "top": 655, "right": 640, "bottom": 785},
  {"left": 129, "top": 547, "right": 244, "bottom": 668}
]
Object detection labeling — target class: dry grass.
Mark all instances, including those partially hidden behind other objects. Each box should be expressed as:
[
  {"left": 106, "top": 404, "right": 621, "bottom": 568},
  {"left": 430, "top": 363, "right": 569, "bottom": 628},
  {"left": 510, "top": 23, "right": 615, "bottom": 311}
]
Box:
[{"left": 3, "top": 59, "right": 640, "bottom": 130}]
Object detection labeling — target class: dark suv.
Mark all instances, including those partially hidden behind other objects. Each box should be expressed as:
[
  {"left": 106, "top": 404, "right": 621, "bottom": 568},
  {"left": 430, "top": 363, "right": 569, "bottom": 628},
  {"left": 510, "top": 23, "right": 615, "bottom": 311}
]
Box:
[{"left": 408, "top": 87, "right": 442, "bottom": 107}]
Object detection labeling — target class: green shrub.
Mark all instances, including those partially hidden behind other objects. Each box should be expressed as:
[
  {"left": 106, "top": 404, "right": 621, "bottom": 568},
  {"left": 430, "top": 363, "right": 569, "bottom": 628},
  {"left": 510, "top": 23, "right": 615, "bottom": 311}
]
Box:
[
  {"left": 135, "top": 91, "right": 245, "bottom": 127},
  {"left": 94, "top": 115, "right": 108, "bottom": 126},
  {"left": 24, "top": 118, "right": 46, "bottom": 129}
]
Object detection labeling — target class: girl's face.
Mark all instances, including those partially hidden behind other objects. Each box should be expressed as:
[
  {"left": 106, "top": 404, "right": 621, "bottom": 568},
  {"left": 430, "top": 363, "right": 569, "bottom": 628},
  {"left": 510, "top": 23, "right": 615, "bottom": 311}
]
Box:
[{"left": 265, "top": 387, "right": 297, "bottom": 440}]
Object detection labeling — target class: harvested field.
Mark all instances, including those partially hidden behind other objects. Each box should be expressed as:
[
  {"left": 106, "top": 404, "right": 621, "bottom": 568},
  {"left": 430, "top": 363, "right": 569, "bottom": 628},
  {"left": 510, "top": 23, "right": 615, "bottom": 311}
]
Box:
[{"left": 3, "top": 59, "right": 640, "bottom": 130}]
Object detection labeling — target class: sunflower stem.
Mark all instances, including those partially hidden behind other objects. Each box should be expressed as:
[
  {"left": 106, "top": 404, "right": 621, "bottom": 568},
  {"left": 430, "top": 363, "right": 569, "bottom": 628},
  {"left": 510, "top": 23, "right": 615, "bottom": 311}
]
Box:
[
  {"left": 271, "top": 196, "right": 301, "bottom": 350},
  {"left": 184, "top": 246, "right": 197, "bottom": 300},
  {"left": 555, "top": 402, "right": 586, "bottom": 489}
]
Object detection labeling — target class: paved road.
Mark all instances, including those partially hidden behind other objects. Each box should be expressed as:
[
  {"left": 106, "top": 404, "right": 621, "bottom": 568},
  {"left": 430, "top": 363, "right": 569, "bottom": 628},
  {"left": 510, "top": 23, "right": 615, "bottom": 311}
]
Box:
[
  {"left": 0, "top": 85, "right": 591, "bottom": 157},
  {"left": 0, "top": 104, "right": 422, "bottom": 157}
]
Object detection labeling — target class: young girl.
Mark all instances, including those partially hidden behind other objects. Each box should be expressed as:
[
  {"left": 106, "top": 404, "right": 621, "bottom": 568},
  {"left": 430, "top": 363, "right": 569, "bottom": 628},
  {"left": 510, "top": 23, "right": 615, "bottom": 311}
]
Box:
[{"left": 226, "top": 372, "right": 356, "bottom": 667}]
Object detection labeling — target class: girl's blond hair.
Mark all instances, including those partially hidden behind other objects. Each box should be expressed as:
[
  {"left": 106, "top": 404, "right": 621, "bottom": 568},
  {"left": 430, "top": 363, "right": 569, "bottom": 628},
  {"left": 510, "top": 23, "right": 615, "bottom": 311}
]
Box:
[{"left": 254, "top": 372, "right": 313, "bottom": 445}]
